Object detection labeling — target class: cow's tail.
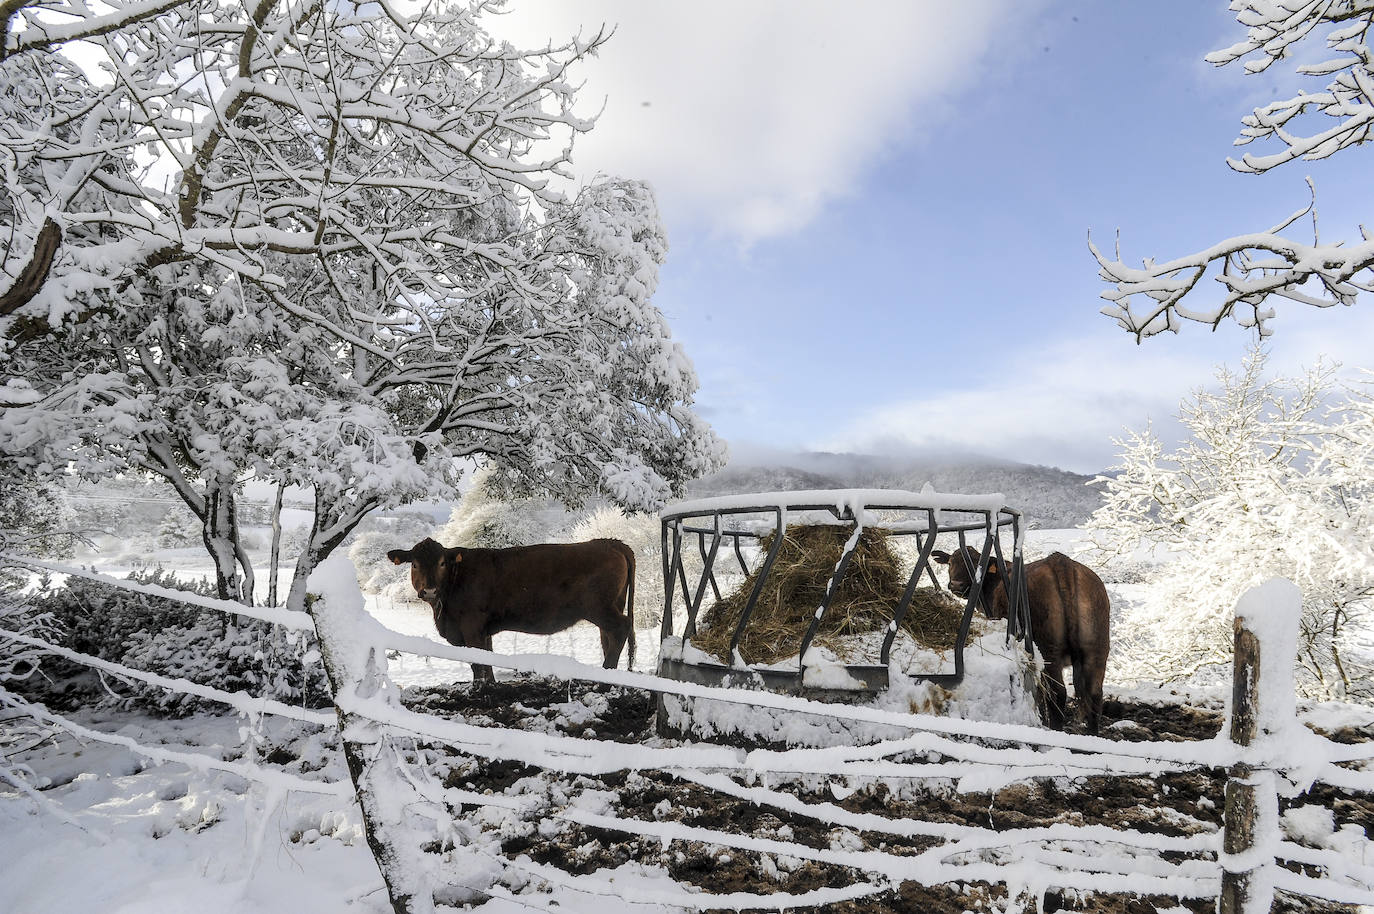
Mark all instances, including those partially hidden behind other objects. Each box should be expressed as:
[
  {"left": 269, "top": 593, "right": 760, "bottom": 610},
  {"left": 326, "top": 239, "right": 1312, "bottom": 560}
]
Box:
[{"left": 624, "top": 545, "right": 636, "bottom": 672}]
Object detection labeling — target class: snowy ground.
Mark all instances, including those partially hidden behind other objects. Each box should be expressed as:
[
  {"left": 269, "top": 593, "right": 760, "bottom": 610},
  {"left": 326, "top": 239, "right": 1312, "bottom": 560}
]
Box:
[{"left": 3, "top": 528, "right": 1372, "bottom": 913}]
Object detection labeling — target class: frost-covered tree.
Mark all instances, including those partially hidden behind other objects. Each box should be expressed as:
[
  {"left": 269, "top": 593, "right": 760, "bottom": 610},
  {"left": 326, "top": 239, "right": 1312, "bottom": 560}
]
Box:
[
  {"left": 1094, "top": 1, "right": 1374, "bottom": 339},
  {"left": 156, "top": 508, "right": 202, "bottom": 549},
  {"left": 0, "top": 473, "right": 72, "bottom": 559},
  {"left": 436, "top": 467, "right": 571, "bottom": 550},
  {"left": 1086, "top": 348, "right": 1374, "bottom": 699},
  {"left": 0, "top": 5, "right": 724, "bottom": 907},
  {"left": 0, "top": 0, "right": 725, "bottom": 607}
]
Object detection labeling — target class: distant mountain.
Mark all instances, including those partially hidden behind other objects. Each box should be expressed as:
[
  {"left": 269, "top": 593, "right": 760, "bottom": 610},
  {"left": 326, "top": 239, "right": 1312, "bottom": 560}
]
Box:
[
  {"left": 687, "top": 452, "right": 1102, "bottom": 530},
  {"left": 684, "top": 464, "right": 844, "bottom": 498}
]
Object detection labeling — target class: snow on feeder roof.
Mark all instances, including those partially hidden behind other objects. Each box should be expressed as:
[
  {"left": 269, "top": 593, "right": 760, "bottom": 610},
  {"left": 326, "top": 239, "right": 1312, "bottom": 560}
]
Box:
[
  {"left": 656, "top": 488, "right": 1032, "bottom": 699},
  {"left": 661, "top": 487, "right": 1011, "bottom": 522}
]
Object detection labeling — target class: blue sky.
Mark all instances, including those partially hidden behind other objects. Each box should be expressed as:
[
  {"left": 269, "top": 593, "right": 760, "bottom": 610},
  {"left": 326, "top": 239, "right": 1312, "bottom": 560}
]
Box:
[{"left": 495, "top": 1, "right": 1374, "bottom": 474}]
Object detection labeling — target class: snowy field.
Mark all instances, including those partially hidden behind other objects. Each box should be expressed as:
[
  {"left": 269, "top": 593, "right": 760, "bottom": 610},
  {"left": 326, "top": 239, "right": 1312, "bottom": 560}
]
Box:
[{"left": 3, "top": 527, "right": 1372, "bottom": 913}]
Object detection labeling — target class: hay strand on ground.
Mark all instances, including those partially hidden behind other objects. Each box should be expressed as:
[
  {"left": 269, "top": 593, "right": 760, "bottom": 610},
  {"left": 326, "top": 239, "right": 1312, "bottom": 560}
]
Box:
[{"left": 692, "top": 524, "right": 974, "bottom": 665}]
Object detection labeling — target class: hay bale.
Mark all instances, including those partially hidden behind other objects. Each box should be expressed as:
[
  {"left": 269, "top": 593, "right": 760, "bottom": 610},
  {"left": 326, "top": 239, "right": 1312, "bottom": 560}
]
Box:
[{"left": 693, "top": 525, "right": 974, "bottom": 665}]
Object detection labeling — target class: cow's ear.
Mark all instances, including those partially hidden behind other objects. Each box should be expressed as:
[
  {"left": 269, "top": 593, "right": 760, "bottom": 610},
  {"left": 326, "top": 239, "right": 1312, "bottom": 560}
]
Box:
[
  {"left": 930, "top": 550, "right": 950, "bottom": 565},
  {"left": 445, "top": 547, "right": 463, "bottom": 564},
  {"left": 387, "top": 549, "right": 412, "bottom": 566}
]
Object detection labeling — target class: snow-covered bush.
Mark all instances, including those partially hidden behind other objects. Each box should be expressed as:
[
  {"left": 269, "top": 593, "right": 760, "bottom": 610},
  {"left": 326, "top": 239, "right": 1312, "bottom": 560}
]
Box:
[
  {"left": 120, "top": 614, "right": 330, "bottom": 716},
  {"left": 33, "top": 568, "right": 202, "bottom": 666},
  {"left": 1087, "top": 349, "right": 1374, "bottom": 700},
  {"left": 0, "top": 576, "right": 56, "bottom": 688},
  {"left": 437, "top": 469, "right": 574, "bottom": 550},
  {"left": 349, "top": 511, "right": 440, "bottom": 603},
  {"left": 0, "top": 579, "right": 61, "bottom": 792},
  {"left": 21, "top": 568, "right": 329, "bottom": 714}
]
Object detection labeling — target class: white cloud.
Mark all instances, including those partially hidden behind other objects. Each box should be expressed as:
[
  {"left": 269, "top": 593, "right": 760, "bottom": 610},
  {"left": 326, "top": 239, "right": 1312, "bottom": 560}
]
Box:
[
  {"left": 814, "top": 339, "right": 1203, "bottom": 473},
  {"left": 487, "top": 1, "right": 1034, "bottom": 244},
  {"left": 813, "top": 305, "right": 1374, "bottom": 474}
]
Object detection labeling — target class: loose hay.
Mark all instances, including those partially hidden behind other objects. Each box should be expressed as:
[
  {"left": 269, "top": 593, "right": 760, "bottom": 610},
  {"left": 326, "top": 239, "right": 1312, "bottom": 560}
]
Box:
[{"left": 693, "top": 524, "right": 977, "bottom": 665}]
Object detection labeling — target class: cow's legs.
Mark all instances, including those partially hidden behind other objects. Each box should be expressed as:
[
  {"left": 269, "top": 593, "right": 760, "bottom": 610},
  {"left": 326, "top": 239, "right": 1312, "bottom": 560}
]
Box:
[
  {"left": 1039, "top": 664, "right": 1068, "bottom": 730},
  {"left": 1071, "top": 652, "right": 1088, "bottom": 729},
  {"left": 1082, "top": 656, "right": 1106, "bottom": 735},
  {"left": 1070, "top": 647, "right": 1107, "bottom": 735},
  {"left": 459, "top": 618, "right": 495, "bottom": 683},
  {"left": 600, "top": 612, "right": 631, "bottom": 670},
  {"left": 473, "top": 633, "right": 496, "bottom": 682}
]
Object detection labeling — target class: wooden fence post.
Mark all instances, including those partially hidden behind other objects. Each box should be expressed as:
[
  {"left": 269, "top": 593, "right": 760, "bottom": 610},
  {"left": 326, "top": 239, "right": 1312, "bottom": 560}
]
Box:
[
  {"left": 1220, "top": 615, "right": 1264, "bottom": 914},
  {"left": 1218, "top": 574, "right": 1302, "bottom": 914},
  {"left": 299, "top": 558, "right": 438, "bottom": 914}
]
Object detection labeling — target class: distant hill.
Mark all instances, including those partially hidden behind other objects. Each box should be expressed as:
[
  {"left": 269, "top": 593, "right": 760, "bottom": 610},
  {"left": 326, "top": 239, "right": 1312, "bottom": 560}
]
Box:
[{"left": 687, "top": 452, "right": 1102, "bottom": 530}]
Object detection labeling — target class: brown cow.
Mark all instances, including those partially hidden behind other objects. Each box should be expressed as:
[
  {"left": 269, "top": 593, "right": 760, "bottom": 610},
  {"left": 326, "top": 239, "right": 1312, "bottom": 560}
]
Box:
[
  {"left": 932, "top": 547, "right": 1110, "bottom": 733},
  {"left": 387, "top": 537, "right": 635, "bottom": 682}
]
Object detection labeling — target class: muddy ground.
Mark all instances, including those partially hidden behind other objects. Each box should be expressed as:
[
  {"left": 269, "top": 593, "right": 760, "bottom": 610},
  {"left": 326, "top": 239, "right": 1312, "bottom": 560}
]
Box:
[{"left": 402, "top": 680, "right": 1374, "bottom": 914}]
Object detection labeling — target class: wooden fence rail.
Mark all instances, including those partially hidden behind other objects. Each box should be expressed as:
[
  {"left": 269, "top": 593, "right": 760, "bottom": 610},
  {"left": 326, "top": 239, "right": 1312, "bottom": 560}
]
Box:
[{"left": 2, "top": 555, "right": 1371, "bottom": 914}]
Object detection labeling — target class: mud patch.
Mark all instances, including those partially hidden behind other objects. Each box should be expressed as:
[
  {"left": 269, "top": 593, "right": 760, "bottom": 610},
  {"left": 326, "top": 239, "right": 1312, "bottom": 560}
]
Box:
[{"left": 404, "top": 679, "right": 1369, "bottom": 913}]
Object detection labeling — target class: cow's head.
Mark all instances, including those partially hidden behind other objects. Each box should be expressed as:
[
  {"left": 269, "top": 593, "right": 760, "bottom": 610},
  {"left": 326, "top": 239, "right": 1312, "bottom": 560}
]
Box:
[
  {"left": 387, "top": 537, "right": 462, "bottom": 609},
  {"left": 931, "top": 546, "right": 1005, "bottom": 619}
]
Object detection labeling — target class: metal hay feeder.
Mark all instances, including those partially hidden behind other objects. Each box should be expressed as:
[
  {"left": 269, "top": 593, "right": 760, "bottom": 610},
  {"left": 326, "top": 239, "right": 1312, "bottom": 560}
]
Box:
[{"left": 656, "top": 488, "right": 1033, "bottom": 699}]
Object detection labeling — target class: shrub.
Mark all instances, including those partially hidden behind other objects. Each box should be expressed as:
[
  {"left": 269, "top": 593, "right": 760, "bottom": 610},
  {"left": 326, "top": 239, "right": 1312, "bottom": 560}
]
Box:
[
  {"left": 1086, "top": 349, "right": 1374, "bottom": 701},
  {"left": 21, "top": 567, "right": 331, "bottom": 715},
  {"left": 348, "top": 509, "right": 438, "bottom": 603}
]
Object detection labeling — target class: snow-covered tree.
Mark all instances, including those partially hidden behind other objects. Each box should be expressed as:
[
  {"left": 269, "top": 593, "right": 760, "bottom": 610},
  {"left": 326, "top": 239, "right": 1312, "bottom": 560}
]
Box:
[
  {"left": 156, "top": 508, "right": 202, "bottom": 549},
  {"left": 1, "top": 6, "right": 724, "bottom": 906},
  {"left": 1094, "top": 1, "right": 1374, "bottom": 340},
  {"left": 0, "top": 473, "right": 72, "bottom": 559},
  {"left": 436, "top": 467, "right": 571, "bottom": 550},
  {"left": 0, "top": 0, "right": 725, "bottom": 608},
  {"left": 1086, "top": 348, "right": 1374, "bottom": 699}
]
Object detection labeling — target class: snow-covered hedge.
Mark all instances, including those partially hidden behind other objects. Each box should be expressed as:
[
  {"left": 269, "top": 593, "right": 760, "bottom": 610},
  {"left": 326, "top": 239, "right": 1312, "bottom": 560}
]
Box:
[{"left": 21, "top": 568, "right": 330, "bottom": 715}]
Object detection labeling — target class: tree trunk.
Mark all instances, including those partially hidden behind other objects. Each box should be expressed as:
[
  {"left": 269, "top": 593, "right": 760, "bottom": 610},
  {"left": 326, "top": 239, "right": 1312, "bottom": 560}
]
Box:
[
  {"left": 268, "top": 483, "right": 284, "bottom": 606},
  {"left": 288, "top": 501, "right": 436, "bottom": 914},
  {"left": 202, "top": 474, "right": 253, "bottom": 603}
]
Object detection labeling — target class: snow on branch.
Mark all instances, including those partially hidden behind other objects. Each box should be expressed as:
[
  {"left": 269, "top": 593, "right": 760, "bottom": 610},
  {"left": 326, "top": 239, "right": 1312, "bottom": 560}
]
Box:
[
  {"left": 1205, "top": 1, "right": 1374, "bottom": 173},
  {"left": 1093, "top": 184, "right": 1374, "bottom": 340},
  {"left": 1096, "top": 1, "right": 1374, "bottom": 339}
]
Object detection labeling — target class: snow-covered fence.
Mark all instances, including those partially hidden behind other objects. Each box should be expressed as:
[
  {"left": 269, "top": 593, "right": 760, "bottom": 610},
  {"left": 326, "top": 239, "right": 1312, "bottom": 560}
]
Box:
[
  {"left": 3, "top": 555, "right": 1372, "bottom": 913},
  {"left": 0, "top": 556, "right": 343, "bottom": 801}
]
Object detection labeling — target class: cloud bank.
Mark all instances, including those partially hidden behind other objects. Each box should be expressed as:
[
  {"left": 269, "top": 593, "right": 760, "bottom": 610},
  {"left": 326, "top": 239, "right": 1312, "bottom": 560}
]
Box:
[
  {"left": 488, "top": 1, "right": 1033, "bottom": 244},
  {"left": 812, "top": 305, "right": 1374, "bottom": 474}
]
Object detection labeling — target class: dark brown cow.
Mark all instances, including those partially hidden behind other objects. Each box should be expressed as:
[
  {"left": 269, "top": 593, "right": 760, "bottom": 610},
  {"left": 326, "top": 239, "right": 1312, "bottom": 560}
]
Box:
[
  {"left": 387, "top": 537, "right": 635, "bottom": 682},
  {"left": 932, "top": 547, "right": 1110, "bottom": 733}
]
